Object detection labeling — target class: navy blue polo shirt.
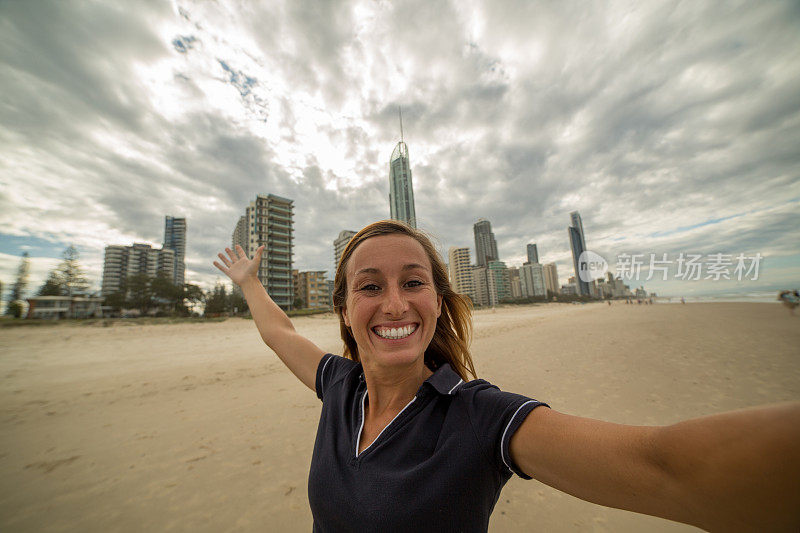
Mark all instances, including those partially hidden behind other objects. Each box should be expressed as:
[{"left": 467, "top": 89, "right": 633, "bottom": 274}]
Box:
[{"left": 308, "top": 353, "right": 548, "bottom": 532}]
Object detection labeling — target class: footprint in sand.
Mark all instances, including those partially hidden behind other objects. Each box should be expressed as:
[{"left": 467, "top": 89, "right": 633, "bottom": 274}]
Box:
[{"left": 24, "top": 455, "right": 80, "bottom": 474}]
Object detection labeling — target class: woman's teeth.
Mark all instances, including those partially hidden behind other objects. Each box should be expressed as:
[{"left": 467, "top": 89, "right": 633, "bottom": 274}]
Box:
[{"left": 373, "top": 324, "right": 417, "bottom": 339}]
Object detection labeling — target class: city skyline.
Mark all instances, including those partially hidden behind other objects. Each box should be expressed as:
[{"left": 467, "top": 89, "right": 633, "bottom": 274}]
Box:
[{"left": 1, "top": 1, "right": 799, "bottom": 301}]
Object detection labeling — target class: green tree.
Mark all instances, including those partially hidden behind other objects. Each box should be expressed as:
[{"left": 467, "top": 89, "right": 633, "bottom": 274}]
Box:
[
  {"left": 6, "top": 252, "right": 30, "bottom": 316},
  {"left": 38, "top": 270, "right": 65, "bottom": 296},
  {"left": 230, "top": 288, "right": 248, "bottom": 315},
  {"left": 293, "top": 296, "right": 305, "bottom": 310},
  {"left": 151, "top": 272, "right": 181, "bottom": 314},
  {"left": 6, "top": 301, "right": 23, "bottom": 318},
  {"left": 126, "top": 273, "right": 154, "bottom": 315},
  {"left": 103, "top": 276, "right": 128, "bottom": 312},
  {"left": 204, "top": 283, "right": 229, "bottom": 316},
  {"left": 180, "top": 283, "right": 204, "bottom": 316},
  {"left": 104, "top": 290, "right": 128, "bottom": 312},
  {"left": 35, "top": 246, "right": 90, "bottom": 297},
  {"left": 58, "top": 245, "right": 90, "bottom": 297}
]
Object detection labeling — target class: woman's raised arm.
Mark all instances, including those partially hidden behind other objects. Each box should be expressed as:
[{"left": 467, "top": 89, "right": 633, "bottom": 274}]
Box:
[
  {"left": 510, "top": 403, "right": 800, "bottom": 531},
  {"left": 214, "top": 245, "right": 325, "bottom": 391}
]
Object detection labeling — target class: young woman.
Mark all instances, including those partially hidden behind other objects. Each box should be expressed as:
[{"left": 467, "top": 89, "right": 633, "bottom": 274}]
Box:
[{"left": 214, "top": 220, "right": 799, "bottom": 532}]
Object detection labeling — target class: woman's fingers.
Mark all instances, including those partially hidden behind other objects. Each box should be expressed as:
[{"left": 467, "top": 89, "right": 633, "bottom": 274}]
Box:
[
  {"left": 217, "top": 252, "right": 232, "bottom": 267},
  {"left": 212, "top": 260, "right": 229, "bottom": 274},
  {"left": 253, "top": 245, "right": 264, "bottom": 262},
  {"left": 235, "top": 244, "right": 247, "bottom": 259},
  {"left": 225, "top": 247, "right": 237, "bottom": 262}
]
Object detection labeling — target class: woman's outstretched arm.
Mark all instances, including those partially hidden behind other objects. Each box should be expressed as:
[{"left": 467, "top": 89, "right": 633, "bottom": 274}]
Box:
[
  {"left": 214, "top": 245, "right": 325, "bottom": 391},
  {"left": 510, "top": 403, "right": 800, "bottom": 531}
]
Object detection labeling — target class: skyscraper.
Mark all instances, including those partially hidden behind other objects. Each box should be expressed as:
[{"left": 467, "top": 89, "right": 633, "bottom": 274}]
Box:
[
  {"left": 232, "top": 194, "right": 294, "bottom": 310},
  {"left": 519, "top": 263, "right": 546, "bottom": 298},
  {"left": 473, "top": 219, "right": 499, "bottom": 267},
  {"left": 334, "top": 230, "right": 358, "bottom": 270},
  {"left": 543, "top": 262, "right": 559, "bottom": 295},
  {"left": 232, "top": 216, "right": 248, "bottom": 255},
  {"left": 472, "top": 266, "right": 490, "bottom": 307},
  {"left": 568, "top": 211, "right": 590, "bottom": 296},
  {"left": 163, "top": 216, "right": 186, "bottom": 286},
  {"left": 101, "top": 243, "right": 174, "bottom": 296},
  {"left": 526, "top": 243, "right": 539, "bottom": 265},
  {"left": 447, "top": 246, "right": 475, "bottom": 302},
  {"left": 389, "top": 109, "right": 417, "bottom": 228},
  {"left": 296, "top": 270, "right": 329, "bottom": 309},
  {"left": 487, "top": 260, "right": 510, "bottom": 304},
  {"left": 570, "top": 211, "right": 587, "bottom": 253}
]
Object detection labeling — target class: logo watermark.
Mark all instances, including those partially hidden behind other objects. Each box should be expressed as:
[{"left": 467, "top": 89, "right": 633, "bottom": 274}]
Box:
[
  {"left": 578, "top": 250, "right": 609, "bottom": 282},
  {"left": 614, "top": 253, "right": 762, "bottom": 281}
]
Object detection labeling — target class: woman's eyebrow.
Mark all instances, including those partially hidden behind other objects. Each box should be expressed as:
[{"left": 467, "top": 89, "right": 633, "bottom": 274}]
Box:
[{"left": 355, "top": 264, "right": 427, "bottom": 276}]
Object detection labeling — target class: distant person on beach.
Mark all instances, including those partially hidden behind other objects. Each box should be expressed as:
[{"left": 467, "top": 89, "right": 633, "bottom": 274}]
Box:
[
  {"left": 778, "top": 290, "right": 799, "bottom": 315},
  {"left": 214, "top": 220, "right": 800, "bottom": 532}
]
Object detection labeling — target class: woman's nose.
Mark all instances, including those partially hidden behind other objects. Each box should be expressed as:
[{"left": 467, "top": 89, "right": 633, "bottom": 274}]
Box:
[{"left": 382, "top": 285, "right": 408, "bottom": 316}]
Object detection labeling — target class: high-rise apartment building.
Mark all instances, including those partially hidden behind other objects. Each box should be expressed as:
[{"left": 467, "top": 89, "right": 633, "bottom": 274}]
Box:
[
  {"left": 447, "top": 246, "right": 475, "bottom": 302},
  {"left": 568, "top": 211, "right": 590, "bottom": 296},
  {"left": 473, "top": 219, "right": 499, "bottom": 267},
  {"left": 233, "top": 194, "right": 294, "bottom": 310},
  {"left": 296, "top": 270, "right": 330, "bottom": 309},
  {"left": 232, "top": 216, "right": 248, "bottom": 255},
  {"left": 101, "top": 243, "right": 174, "bottom": 296},
  {"left": 508, "top": 267, "right": 522, "bottom": 299},
  {"left": 543, "top": 262, "right": 559, "bottom": 295},
  {"left": 520, "top": 263, "right": 546, "bottom": 298},
  {"left": 471, "top": 266, "right": 490, "bottom": 307},
  {"left": 526, "top": 243, "right": 539, "bottom": 265},
  {"left": 334, "top": 230, "right": 358, "bottom": 270},
  {"left": 389, "top": 111, "right": 416, "bottom": 228},
  {"left": 487, "top": 260, "right": 510, "bottom": 303},
  {"left": 163, "top": 216, "right": 186, "bottom": 286}
]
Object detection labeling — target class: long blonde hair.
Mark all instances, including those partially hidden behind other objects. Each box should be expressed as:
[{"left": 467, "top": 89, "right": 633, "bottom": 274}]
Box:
[{"left": 332, "top": 220, "right": 476, "bottom": 381}]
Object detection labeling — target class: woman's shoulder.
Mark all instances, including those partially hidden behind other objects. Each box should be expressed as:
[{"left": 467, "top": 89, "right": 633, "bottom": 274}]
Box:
[
  {"left": 453, "top": 376, "right": 546, "bottom": 418},
  {"left": 316, "top": 353, "right": 361, "bottom": 400}
]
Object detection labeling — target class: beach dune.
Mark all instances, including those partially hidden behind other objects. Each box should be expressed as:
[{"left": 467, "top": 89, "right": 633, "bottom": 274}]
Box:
[{"left": 1, "top": 303, "right": 798, "bottom": 532}]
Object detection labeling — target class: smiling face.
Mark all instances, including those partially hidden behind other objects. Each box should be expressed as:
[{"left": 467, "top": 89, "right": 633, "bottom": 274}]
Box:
[{"left": 342, "top": 234, "right": 443, "bottom": 371}]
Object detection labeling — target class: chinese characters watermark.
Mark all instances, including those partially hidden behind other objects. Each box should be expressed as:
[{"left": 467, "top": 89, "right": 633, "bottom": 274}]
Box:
[{"left": 614, "top": 253, "right": 762, "bottom": 281}]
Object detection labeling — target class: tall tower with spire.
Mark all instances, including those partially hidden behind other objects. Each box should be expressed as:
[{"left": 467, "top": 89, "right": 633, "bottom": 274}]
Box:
[
  {"left": 568, "top": 211, "right": 590, "bottom": 296},
  {"left": 389, "top": 108, "right": 417, "bottom": 228}
]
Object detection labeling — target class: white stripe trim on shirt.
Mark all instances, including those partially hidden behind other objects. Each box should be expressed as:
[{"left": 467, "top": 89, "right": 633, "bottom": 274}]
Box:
[
  {"left": 355, "top": 392, "right": 417, "bottom": 458},
  {"left": 447, "top": 378, "right": 464, "bottom": 395},
  {"left": 318, "top": 355, "right": 334, "bottom": 391},
  {"left": 500, "top": 400, "right": 537, "bottom": 473}
]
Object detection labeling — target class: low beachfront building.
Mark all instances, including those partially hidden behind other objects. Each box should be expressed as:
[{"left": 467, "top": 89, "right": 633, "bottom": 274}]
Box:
[{"left": 26, "top": 296, "right": 105, "bottom": 319}]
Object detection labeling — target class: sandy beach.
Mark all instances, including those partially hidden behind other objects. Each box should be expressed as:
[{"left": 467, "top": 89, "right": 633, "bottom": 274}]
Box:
[{"left": 1, "top": 302, "right": 798, "bottom": 532}]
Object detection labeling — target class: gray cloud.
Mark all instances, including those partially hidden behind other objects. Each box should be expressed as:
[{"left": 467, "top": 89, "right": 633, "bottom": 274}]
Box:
[{"left": 1, "top": 0, "right": 799, "bottom": 299}]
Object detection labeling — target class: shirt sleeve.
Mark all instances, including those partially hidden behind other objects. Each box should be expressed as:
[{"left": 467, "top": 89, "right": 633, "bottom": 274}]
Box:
[
  {"left": 460, "top": 380, "right": 549, "bottom": 479},
  {"left": 315, "top": 353, "right": 357, "bottom": 401}
]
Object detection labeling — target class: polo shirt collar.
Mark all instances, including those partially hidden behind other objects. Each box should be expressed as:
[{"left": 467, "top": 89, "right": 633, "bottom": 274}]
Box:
[
  {"left": 357, "top": 362, "right": 465, "bottom": 395},
  {"left": 425, "top": 363, "right": 464, "bottom": 395}
]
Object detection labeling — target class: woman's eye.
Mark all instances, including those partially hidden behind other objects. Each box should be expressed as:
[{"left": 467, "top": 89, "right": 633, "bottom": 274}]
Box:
[
  {"left": 405, "top": 280, "right": 424, "bottom": 288},
  {"left": 360, "top": 284, "right": 380, "bottom": 291}
]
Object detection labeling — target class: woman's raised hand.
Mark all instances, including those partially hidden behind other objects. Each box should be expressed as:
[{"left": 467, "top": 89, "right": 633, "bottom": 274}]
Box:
[{"left": 213, "top": 245, "right": 264, "bottom": 287}]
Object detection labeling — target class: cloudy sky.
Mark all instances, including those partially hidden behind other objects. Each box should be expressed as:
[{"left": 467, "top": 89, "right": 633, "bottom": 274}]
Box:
[{"left": 1, "top": 0, "right": 799, "bottom": 302}]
